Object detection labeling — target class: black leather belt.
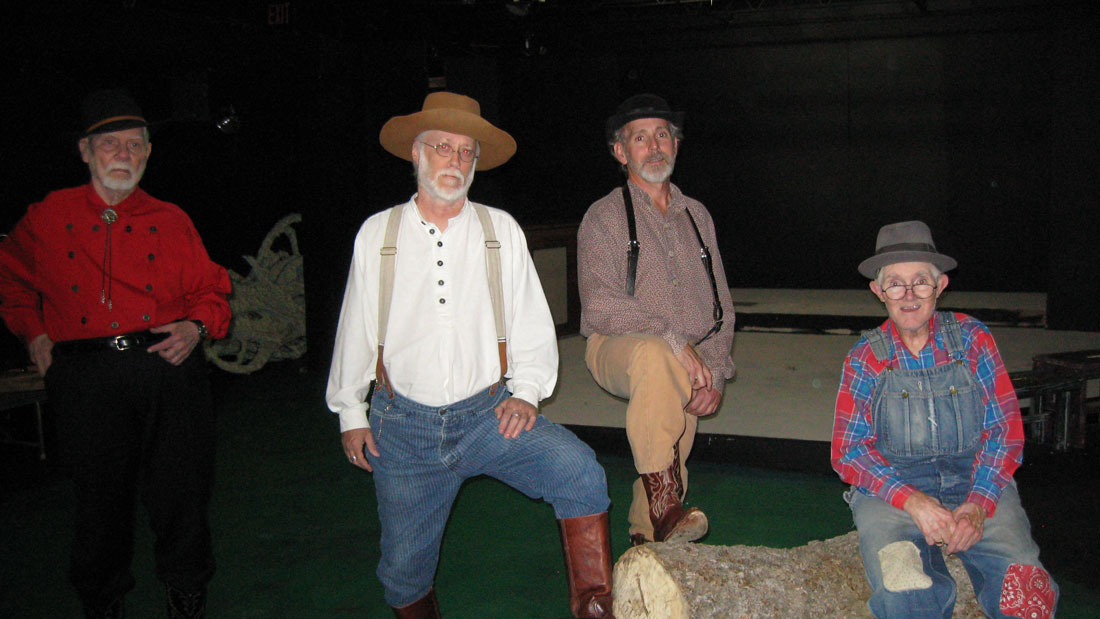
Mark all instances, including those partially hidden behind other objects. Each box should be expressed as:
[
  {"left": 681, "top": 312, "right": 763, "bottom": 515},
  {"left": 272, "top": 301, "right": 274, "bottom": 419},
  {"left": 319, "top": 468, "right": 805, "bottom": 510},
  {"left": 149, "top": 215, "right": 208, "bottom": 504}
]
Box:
[{"left": 52, "top": 331, "right": 169, "bottom": 356}]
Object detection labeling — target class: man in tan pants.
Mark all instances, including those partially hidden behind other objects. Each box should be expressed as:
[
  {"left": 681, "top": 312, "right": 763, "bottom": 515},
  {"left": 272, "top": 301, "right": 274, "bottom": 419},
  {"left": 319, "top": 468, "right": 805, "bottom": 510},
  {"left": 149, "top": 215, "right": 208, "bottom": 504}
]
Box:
[{"left": 578, "top": 94, "right": 736, "bottom": 545}]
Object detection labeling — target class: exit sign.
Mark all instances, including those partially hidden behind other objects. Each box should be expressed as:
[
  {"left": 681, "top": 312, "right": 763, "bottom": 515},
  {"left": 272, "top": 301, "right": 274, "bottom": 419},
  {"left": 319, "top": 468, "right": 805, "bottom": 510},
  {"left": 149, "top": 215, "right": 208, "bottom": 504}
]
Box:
[{"left": 268, "top": 2, "right": 290, "bottom": 25}]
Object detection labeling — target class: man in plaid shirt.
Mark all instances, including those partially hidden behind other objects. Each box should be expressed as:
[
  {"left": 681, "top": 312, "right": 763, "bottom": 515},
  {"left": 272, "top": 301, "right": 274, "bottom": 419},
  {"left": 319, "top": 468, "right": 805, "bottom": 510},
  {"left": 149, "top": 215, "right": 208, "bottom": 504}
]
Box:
[{"left": 832, "top": 221, "right": 1056, "bottom": 618}]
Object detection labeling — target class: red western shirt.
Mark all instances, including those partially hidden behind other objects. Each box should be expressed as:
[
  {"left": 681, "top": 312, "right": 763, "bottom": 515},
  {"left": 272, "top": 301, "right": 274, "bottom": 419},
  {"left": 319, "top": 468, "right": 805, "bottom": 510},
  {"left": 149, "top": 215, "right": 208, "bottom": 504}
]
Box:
[{"left": 0, "top": 184, "right": 231, "bottom": 344}]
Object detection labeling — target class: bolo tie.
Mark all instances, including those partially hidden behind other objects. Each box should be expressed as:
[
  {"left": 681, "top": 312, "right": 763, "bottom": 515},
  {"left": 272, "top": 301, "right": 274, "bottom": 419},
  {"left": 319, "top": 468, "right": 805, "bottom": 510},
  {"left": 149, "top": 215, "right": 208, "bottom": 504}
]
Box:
[{"left": 100, "top": 208, "right": 117, "bottom": 310}]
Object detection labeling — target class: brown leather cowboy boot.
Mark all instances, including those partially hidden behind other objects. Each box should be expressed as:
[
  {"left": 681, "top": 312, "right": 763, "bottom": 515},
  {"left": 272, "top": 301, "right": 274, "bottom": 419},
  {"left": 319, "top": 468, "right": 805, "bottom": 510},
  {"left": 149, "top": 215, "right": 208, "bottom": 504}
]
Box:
[
  {"left": 559, "top": 512, "right": 615, "bottom": 618},
  {"left": 639, "top": 445, "right": 707, "bottom": 543},
  {"left": 391, "top": 588, "right": 441, "bottom": 619}
]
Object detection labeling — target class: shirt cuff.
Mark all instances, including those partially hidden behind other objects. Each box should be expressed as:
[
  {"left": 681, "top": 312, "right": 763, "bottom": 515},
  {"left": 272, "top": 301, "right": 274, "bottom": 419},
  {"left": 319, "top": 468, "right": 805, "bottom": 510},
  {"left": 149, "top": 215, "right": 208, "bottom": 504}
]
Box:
[
  {"left": 507, "top": 382, "right": 541, "bottom": 411},
  {"left": 884, "top": 482, "right": 917, "bottom": 511},
  {"left": 662, "top": 330, "right": 689, "bottom": 356},
  {"left": 338, "top": 405, "right": 370, "bottom": 433},
  {"left": 965, "top": 491, "right": 999, "bottom": 518}
]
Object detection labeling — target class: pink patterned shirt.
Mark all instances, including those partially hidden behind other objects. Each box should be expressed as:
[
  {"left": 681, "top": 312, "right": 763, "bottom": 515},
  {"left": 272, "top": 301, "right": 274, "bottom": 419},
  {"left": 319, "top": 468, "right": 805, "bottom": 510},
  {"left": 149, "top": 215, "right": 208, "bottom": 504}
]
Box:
[{"left": 577, "top": 181, "right": 736, "bottom": 379}]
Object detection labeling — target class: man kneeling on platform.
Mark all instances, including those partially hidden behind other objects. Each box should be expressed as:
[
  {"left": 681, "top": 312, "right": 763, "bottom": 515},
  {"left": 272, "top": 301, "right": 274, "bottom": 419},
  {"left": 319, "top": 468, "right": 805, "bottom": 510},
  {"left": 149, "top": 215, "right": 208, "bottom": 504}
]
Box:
[
  {"left": 327, "top": 92, "right": 613, "bottom": 618},
  {"left": 832, "top": 221, "right": 1058, "bottom": 618},
  {"left": 578, "top": 94, "right": 736, "bottom": 546}
]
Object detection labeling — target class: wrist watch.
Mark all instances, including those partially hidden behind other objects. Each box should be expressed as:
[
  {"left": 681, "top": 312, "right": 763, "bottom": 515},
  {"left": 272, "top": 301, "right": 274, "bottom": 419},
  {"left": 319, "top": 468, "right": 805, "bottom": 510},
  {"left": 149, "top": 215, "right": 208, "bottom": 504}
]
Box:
[{"left": 189, "top": 319, "right": 209, "bottom": 340}]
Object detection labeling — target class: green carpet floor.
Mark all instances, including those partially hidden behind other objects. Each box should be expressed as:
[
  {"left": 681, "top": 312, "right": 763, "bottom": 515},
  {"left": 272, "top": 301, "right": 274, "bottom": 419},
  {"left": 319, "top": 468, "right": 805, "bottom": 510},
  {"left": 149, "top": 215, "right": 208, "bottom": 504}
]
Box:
[{"left": 2, "top": 364, "right": 1098, "bottom": 617}]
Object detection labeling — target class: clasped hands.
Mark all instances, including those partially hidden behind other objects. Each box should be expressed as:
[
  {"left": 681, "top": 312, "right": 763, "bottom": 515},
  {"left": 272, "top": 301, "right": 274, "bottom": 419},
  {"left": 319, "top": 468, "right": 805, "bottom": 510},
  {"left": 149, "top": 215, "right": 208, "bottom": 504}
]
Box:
[{"left": 903, "top": 490, "right": 987, "bottom": 555}]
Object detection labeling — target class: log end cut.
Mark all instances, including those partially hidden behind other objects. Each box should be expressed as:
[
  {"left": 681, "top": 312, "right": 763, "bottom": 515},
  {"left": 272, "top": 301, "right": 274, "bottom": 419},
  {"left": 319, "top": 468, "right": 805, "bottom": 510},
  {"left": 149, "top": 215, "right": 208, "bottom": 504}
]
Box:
[{"left": 613, "top": 544, "right": 691, "bottom": 619}]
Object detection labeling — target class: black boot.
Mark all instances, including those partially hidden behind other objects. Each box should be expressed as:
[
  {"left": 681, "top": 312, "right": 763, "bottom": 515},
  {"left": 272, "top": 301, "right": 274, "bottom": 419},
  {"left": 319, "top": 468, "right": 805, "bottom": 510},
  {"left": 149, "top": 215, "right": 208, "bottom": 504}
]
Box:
[
  {"left": 166, "top": 584, "right": 206, "bottom": 619},
  {"left": 83, "top": 596, "right": 124, "bottom": 619},
  {"left": 391, "top": 588, "right": 441, "bottom": 618}
]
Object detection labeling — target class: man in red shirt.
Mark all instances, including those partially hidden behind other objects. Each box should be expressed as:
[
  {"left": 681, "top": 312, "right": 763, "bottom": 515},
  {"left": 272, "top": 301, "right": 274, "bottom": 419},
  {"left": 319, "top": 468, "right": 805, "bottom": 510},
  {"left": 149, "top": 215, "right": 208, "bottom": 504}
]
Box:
[{"left": 0, "top": 89, "right": 231, "bottom": 618}]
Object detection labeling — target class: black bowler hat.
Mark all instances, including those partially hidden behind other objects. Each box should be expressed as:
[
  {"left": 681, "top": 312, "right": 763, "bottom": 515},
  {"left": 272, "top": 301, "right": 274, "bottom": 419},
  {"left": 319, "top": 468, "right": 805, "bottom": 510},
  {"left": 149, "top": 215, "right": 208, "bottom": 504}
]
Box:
[
  {"left": 80, "top": 88, "right": 148, "bottom": 137},
  {"left": 605, "top": 93, "right": 685, "bottom": 141}
]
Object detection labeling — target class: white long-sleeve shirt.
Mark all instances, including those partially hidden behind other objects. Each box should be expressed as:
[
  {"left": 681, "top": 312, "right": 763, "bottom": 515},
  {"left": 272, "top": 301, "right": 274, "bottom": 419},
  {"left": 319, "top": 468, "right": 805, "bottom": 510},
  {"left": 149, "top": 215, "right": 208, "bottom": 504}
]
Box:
[{"left": 326, "top": 196, "right": 559, "bottom": 432}]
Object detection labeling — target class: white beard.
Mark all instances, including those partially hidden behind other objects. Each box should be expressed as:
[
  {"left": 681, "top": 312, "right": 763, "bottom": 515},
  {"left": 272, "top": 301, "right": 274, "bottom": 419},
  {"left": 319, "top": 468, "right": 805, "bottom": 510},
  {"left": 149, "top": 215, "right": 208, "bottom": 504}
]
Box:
[
  {"left": 417, "top": 163, "right": 475, "bottom": 203},
  {"left": 630, "top": 152, "right": 675, "bottom": 184},
  {"left": 94, "top": 161, "right": 145, "bottom": 192}
]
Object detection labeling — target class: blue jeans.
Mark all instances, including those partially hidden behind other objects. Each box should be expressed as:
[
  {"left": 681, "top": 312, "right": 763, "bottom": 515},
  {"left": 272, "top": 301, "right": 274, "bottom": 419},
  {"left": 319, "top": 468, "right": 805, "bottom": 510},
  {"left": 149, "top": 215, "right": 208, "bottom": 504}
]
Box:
[
  {"left": 366, "top": 384, "right": 610, "bottom": 607},
  {"left": 847, "top": 483, "right": 1057, "bottom": 618}
]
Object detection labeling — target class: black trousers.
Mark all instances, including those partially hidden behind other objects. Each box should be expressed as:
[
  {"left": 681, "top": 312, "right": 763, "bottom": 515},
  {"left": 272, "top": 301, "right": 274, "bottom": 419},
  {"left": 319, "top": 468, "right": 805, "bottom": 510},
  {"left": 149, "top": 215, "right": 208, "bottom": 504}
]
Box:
[{"left": 45, "top": 347, "right": 216, "bottom": 607}]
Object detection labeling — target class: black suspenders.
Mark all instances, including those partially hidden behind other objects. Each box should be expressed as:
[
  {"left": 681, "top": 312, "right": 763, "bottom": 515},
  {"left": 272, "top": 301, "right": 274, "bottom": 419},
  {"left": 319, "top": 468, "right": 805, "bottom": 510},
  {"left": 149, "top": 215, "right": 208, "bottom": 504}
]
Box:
[
  {"left": 621, "top": 185, "right": 725, "bottom": 345},
  {"left": 623, "top": 185, "right": 641, "bottom": 297}
]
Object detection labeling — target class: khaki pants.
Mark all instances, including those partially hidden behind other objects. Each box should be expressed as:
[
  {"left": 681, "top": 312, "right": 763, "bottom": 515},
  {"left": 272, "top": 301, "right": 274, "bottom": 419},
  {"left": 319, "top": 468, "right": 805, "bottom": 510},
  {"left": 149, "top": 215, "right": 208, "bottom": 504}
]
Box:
[{"left": 585, "top": 332, "right": 697, "bottom": 540}]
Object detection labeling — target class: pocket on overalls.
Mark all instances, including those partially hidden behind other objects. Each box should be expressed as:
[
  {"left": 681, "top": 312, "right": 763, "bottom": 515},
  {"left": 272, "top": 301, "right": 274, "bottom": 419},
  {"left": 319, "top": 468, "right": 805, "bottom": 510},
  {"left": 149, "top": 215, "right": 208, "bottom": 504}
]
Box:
[
  {"left": 946, "top": 380, "right": 985, "bottom": 451},
  {"left": 877, "top": 390, "right": 933, "bottom": 458}
]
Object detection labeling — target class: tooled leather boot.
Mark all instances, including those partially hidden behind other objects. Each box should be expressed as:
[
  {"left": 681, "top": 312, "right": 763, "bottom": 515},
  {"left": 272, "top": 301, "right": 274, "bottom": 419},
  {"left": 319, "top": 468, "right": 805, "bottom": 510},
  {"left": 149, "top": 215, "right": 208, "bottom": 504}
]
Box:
[
  {"left": 559, "top": 512, "right": 615, "bottom": 618},
  {"left": 391, "top": 588, "right": 441, "bottom": 619},
  {"left": 165, "top": 584, "right": 206, "bottom": 619},
  {"left": 639, "top": 445, "right": 707, "bottom": 543}
]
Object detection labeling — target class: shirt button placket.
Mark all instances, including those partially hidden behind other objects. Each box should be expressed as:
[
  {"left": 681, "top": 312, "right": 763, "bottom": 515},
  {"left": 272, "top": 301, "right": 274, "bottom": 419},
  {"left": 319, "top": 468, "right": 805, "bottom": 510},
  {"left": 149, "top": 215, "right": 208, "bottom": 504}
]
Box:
[{"left": 434, "top": 230, "right": 448, "bottom": 307}]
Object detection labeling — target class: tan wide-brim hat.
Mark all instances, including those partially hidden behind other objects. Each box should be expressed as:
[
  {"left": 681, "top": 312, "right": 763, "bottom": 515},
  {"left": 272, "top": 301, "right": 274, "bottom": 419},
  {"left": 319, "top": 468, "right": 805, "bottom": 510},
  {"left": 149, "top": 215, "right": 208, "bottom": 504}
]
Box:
[{"left": 379, "top": 92, "right": 517, "bottom": 170}]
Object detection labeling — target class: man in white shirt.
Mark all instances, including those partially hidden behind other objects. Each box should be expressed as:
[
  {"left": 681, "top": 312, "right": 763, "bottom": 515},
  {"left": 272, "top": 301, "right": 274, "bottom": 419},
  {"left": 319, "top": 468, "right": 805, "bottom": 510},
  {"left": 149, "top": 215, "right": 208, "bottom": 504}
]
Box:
[{"left": 327, "top": 92, "right": 613, "bottom": 619}]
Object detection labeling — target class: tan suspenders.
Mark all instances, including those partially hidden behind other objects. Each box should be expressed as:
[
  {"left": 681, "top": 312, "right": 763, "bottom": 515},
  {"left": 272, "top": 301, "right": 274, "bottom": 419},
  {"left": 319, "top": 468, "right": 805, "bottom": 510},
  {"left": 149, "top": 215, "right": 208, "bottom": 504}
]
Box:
[{"left": 374, "top": 203, "right": 508, "bottom": 397}]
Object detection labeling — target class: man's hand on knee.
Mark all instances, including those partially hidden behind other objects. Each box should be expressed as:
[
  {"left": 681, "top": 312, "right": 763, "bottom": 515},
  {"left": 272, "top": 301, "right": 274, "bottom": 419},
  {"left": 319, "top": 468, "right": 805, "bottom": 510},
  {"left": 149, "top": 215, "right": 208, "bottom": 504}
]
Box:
[
  {"left": 495, "top": 397, "right": 537, "bottom": 439},
  {"left": 685, "top": 386, "right": 722, "bottom": 416},
  {"left": 674, "top": 344, "right": 712, "bottom": 391}
]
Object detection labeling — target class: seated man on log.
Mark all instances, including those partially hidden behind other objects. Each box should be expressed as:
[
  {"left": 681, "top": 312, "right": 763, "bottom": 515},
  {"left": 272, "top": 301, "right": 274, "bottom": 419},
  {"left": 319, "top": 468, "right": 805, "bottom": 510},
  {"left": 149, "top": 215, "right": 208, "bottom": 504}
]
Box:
[{"left": 831, "top": 221, "right": 1058, "bottom": 618}]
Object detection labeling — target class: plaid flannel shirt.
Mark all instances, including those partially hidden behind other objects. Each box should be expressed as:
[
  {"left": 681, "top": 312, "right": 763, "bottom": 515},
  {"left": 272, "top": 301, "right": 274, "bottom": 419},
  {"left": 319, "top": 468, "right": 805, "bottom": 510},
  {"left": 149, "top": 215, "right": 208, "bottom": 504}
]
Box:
[{"left": 831, "top": 312, "right": 1025, "bottom": 517}]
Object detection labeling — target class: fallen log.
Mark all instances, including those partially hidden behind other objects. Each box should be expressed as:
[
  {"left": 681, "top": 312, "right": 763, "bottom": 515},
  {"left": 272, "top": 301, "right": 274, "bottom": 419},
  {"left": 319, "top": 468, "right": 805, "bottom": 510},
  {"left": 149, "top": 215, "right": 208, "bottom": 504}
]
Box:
[{"left": 612, "top": 531, "right": 981, "bottom": 618}]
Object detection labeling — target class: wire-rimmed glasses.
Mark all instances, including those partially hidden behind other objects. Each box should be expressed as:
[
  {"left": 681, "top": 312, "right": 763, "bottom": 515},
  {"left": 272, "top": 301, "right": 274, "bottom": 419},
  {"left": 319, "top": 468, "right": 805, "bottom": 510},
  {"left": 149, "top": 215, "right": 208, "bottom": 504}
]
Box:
[
  {"left": 418, "top": 141, "right": 477, "bottom": 163},
  {"left": 881, "top": 282, "right": 937, "bottom": 300}
]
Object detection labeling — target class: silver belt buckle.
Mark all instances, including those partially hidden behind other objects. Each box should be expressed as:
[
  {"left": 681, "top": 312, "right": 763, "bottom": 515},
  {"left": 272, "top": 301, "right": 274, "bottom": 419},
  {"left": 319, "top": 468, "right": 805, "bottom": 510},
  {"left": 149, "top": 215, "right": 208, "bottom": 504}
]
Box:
[{"left": 111, "top": 335, "right": 132, "bottom": 351}]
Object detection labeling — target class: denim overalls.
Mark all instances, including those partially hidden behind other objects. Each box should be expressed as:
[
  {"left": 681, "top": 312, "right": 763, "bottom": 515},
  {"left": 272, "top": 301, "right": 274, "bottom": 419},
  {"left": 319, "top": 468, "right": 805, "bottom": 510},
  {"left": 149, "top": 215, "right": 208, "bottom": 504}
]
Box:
[
  {"left": 868, "top": 311, "right": 983, "bottom": 507},
  {"left": 847, "top": 312, "right": 1056, "bottom": 618}
]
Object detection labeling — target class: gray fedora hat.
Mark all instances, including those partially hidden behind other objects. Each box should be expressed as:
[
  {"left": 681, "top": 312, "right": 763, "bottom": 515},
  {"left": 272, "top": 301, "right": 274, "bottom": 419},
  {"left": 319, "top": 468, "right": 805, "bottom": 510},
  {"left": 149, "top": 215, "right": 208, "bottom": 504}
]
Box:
[{"left": 858, "top": 220, "right": 957, "bottom": 279}]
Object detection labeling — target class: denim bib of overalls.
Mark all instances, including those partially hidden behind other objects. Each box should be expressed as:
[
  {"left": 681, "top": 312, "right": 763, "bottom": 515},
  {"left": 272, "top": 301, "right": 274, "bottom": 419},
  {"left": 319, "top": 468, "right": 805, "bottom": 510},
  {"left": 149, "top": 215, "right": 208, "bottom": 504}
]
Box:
[{"left": 865, "top": 312, "right": 985, "bottom": 507}]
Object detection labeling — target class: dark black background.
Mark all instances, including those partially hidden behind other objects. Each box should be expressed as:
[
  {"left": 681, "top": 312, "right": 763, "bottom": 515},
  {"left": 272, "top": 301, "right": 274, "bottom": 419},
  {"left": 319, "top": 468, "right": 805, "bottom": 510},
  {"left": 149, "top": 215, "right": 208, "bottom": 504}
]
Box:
[{"left": 2, "top": 0, "right": 1098, "bottom": 369}]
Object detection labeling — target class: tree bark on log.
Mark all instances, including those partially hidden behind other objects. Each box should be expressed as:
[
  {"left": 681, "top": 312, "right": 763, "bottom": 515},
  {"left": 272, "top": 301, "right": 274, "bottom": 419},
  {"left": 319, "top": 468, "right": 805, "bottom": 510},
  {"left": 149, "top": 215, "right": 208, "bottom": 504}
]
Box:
[{"left": 612, "top": 531, "right": 982, "bottom": 618}]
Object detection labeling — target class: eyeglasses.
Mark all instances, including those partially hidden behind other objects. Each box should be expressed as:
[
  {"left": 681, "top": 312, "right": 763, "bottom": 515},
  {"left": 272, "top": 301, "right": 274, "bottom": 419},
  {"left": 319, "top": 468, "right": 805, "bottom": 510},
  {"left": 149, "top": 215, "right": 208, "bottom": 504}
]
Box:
[
  {"left": 419, "top": 141, "right": 477, "bottom": 163},
  {"left": 93, "top": 136, "right": 148, "bottom": 155},
  {"left": 881, "top": 282, "right": 937, "bottom": 300}
]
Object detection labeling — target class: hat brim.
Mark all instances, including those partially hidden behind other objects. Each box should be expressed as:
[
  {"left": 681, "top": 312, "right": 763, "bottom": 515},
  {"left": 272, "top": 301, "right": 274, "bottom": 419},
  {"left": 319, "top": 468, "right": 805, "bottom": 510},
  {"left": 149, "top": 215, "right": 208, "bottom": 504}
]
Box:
[
  {"left": 858, "top": 251, "right": 957, "bottom": 279},
  {"left": 83, "top": 117, "right": 148, "bottom": 138},
  {"left": 379, "top": 108, "right": 516, "bottom": 170},
  {"left": 606, "top": 110, "right": 685, "bottom": 140}
]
